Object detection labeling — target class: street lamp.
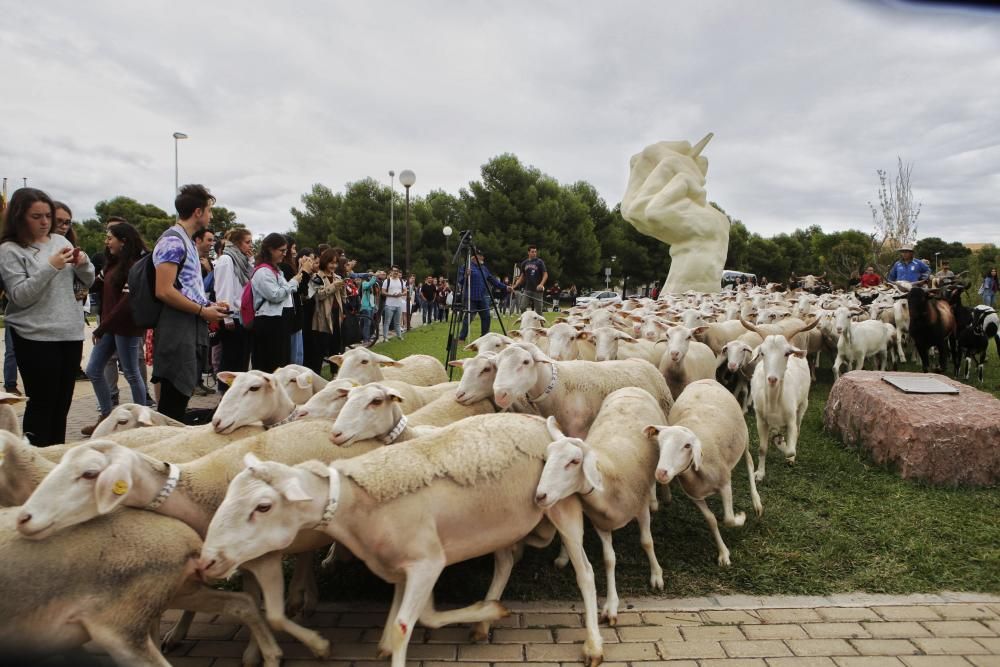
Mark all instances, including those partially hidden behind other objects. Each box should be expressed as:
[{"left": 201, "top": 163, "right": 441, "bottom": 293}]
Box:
[
  {"left": 399, "top": 169, "right": 416, "bottom": 277},
  {"left": 443, "top": 225, "right": 453, "bottom": 268},
  {"left": 934, "top": 252, "right": 941, "bottom": 272},
  {"left": 389, "top": 170, "right": 395, "bottom": 266},
  {"left": 173, "top": 132, "right": 188, "bottom": 195}
]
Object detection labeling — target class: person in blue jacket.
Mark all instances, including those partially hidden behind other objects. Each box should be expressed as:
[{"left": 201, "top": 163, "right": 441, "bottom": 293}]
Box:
[
  {"left": 887, "top": 245, "right": 931, "bottom": 283},
  {"left": 456, "top": 251, "right": 509, "bottom": 343}
]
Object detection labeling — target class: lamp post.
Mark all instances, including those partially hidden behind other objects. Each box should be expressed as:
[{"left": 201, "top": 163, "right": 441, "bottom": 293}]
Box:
[
  {"left": 443, "top": 225, "right": 453, "bottom": 270},
  {"left": 934, "top": 252, "right": 941, "bottom": 273},
  {"left": 172, "top": 132, "right": 188, "bottom": 195},
  {"left": 399, "top": 170, "right": 416, "bottom": 277},
  {"left": 389, "top": 170, "right": 395, "bottom": 266}
]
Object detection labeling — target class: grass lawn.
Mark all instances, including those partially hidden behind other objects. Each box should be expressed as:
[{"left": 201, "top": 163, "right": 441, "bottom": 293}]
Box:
[{"left": 318, "top": 311, "right": 1000, "bottom": 602}]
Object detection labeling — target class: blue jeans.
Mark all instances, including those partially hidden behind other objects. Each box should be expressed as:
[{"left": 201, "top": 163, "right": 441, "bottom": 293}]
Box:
[
  {"left": 382, "top": 305, "right": 404, "bottom": 340},
  {"left": 459, "top": 298, "right": 491, "bottom": 341},
  {"left": 984, "top": 291, "right": 997, "bottom": 307},
  {"left": 290, "top": 330, "right": 304, "bottom": 365},
  {"left": 86, "top": 334, "right": 146, "bottom": 415},
  {"left": 3, "top": 327, "right": 17, "bottom": 390},
  {"left": 360, "top": 308, "right": 374, "bottom": 342}
]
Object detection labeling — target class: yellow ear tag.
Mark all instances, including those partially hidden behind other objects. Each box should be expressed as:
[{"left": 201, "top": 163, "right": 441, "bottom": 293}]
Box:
[
  {"left": 305, "top": 376, "right": 313, "bottom": 385},
  {"left": 112, "top": 480, "right": 129, "bottom": 496}
]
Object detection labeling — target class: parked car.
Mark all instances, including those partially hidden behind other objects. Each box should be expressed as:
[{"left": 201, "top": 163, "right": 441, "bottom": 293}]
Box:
[{"left": 575, "top": 290, "right": 622, "bottom": 307}]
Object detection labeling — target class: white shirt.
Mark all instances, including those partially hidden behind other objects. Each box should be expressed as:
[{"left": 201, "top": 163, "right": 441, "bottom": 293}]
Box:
[{"left": 383, "top": 278, "right": 407, "bottom": 309}]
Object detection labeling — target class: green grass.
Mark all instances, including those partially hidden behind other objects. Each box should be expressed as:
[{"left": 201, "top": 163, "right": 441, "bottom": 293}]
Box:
[{"left": 317, "top": 313, "right": 1000, "bottom": 602}]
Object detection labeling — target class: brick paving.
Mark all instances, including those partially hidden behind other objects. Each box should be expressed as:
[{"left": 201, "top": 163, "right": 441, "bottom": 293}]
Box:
[{"left": 148, "top": 594, "right": 999, "bottom": 667}]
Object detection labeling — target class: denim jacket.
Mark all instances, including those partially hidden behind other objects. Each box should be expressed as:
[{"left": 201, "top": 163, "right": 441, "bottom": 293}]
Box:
[{"left": 251, "top": 264, "right": 299, "bottom": 317}]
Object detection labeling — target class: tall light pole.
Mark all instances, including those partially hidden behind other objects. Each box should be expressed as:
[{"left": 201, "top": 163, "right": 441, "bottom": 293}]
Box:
[
  {"left": 173, "top": 132, "right": 188, "bottom": 195},
  {"left": 443, "top": 225, "right": 453, "bottom": 271},
  {"left": 388, "top": 170, "right": 395, "bottom": 266},
  {"left": 399, "top": 170, "right": 416, "bottom": 278}
]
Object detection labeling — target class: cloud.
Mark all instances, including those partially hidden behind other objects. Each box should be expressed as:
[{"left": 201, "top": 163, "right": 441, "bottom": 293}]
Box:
[{"left": 1, "top": 0, "right": 997, "bottom": 247}]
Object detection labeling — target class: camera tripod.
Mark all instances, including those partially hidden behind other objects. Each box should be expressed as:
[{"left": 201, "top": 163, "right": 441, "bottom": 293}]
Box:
[{"left": 445, "top": 230, "right": 508, "bottom": 378}]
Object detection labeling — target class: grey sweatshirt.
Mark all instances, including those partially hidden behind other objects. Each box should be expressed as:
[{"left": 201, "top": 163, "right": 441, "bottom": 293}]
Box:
[{"left": 0, "top": 235, "right": 95, "bottom": 341}]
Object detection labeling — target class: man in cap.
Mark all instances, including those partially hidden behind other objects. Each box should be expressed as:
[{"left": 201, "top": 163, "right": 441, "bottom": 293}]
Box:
[
  {"left": 887, "top": 245, "right": 931, "bottom": 284},
  {"left": 455, "top": 251, "right": 508, "bottom": 344}
]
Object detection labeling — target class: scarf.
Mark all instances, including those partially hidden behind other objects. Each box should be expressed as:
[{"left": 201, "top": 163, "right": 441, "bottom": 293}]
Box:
[{"left": 223, "top": 244, "right": 252, "bottom": 286}]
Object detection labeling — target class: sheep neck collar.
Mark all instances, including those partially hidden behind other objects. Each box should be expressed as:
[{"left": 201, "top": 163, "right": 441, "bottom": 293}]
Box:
[
  {"left": 383, "top": 414, "right": 409, "bottom": 445},
  {"left": 314, "top": 467, "right": 339, "bottom": 529},
  {"left": 528, "top": 363, "right": 559, "bottom": 404},
  {"left": 266, "top": 407, "right": 298, "bottom": 430},
  {"left": 145, "top": 463, "right": 181, "bottom": 511}
]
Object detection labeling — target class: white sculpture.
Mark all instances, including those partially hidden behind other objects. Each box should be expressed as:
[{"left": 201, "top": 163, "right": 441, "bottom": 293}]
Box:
[{"left": 621, "top": 133, "right": 730, "bottom": 295}]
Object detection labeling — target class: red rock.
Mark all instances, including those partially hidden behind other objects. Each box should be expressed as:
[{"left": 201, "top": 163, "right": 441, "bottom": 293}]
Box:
[{"left": 823, "top": 371, "right": 1000, "bottom": 487}]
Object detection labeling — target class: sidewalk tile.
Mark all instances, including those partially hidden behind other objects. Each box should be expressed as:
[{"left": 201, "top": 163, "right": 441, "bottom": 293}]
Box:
[
  {"left": 523, "top": 613, "right": 582, "bottom": 628},
  {"left": 900, "top": 657, "right": 973, "bottom": 667},
  {"left": 860, "top": 622, "right": 931, "bottom": 638},
  {"left": 525, "top": 643, "right": 587, "bottom": 661},
  {"left": 742, "top": 624, "right": 809, "bottom": 640},
  {"left": 494, "top": 663, "right": 555, "bottom": 667},
  {"left": 968, "top": 657, "right": 1000, "bottom": 667},
  {"left": 404, "top": 643, "right": 458, "bottom": 660},
  {"left": 930, "top": 605, "right": 1000, "bottom": 620},
  {"left": 187, "top": 641, "right": 247, "bottom": 658},
  {"left": 610, "top": 612, "right": 643, "bottom": 626},
  {"left": 553, "top": 627, "right": 618, "bottom": 644},
  {"left": 601, "top": 641, "right": 660, "bottom": 661},
  {"left": 280, "top": 661, "right": 353, "bottom": 667},
  {"left": 490, "top": 628, "right": 553, "bottom": 643},
  {"left": 766, "top": 659, "right": 838, "bottom": 667},
  {"left": 629, "top": 661, "right": 698, "bottom": 667},
  {"left": 680, "top": 625, "right": 746, "bottom": 641},
  {"left": 977, "top": 637, "right": 1000, "bottom": 653},
  {"left": 759, "top": 609, "right": 825, "bottom": 624},
  {"left": 849, "top": 639, "right": 919, "bottom": 656},
  {"left": 786, "top": 639, "right": 858, "bottom": 656},
  {"left": 424, "top": 663, "right": 487, "bottom": 667},
  {"left": 872, "top": 606, "right": 942, "bottom": 622},
  {"left": 616, "top": 625, "right": 681, "bottom": 642},
  {"left": 722, "top": 639, "right": 793, "bottom": 658},
  {"left": 420, "top": 627, "right": 464, "bottom": 643},
  {"left": 456, "top": 643, "right": 523, "bottom": 661},
  {"left": 641, "top": 611, "right": 703, "bottom": 625},
  {"left": 803, "top": 623, "right": 871, "bottom": 639},
  {"left": 911, "top": 637, "right": 990, "bottom": 654},
  {"left": 818, "top": 608, "right": 881, "bottom": 622},
  {"left": 163, "top": 658, "right": 213, "bottom": 667},
  {"left": 700, "top": 659, "right": 767, "bottom": 667},
  {"left": 353, "top": 661, "right": 418, "bottom": 667},
  {"left": 924, "top": 621, "right": 995, "bottom": 637},
  {"left": 831, "top": 658, "right": 905, "bottom": 666},
  {"left": 361, "top": 628, "right": 426, "bottom": 643},
  {"left": 657, "top": 640, "right": 726, "bottom": 659},
  {"left": 703, "top": 609, "right": 763, "bottom": 625}
]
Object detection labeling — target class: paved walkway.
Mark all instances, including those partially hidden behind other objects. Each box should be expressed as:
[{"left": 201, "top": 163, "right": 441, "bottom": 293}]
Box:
[{"left": 155, "top": 593, "right": 1000, "bottom": 667}]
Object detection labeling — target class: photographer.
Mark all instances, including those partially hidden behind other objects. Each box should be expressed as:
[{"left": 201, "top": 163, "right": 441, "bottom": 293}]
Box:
[{"left": 456, "top": 251, "right": 508, "bottom": 344}]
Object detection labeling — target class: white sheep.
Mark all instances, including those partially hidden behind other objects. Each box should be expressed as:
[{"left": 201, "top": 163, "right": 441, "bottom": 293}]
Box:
[
  {"left": 197, "top": 413, "right": 605, "bottom": 667},
  {"left": 464, "top": 332, "right": 515, "bottom": 355},
  {"left": 271, "top": 364, "right": 329, "bottom": 405},
  {"left": 694, "top": 319, "right": 748, "bottom": 355},
  {"left": 493, "top": 343, "right": 673, "bottom": 438},
  {"left": 0, "top": 391, "right": 25, "bottom": 436},
  {"left": 645, "top": 379, "right": 762, "bottom": 567},
  {"left": 328, "top": 348, "right": 448, "bottom": 386},
  {"left": 577, "top": 326, "right": 665, "bottom": 365},
  {"left": 534, "top": 389, "right": 667, "bottom": 624},
  {"left": 289, "top": 378, "right": 359, "bottom": 421},
  {"left": 214, "top": 370, "right": 302, "bottom": 432},
  {"left": 16, "top": 420, "right": 385, "bottom": 663},
  {"left": 516, "top": 310, "right": 547, "bottom": 330},
  {"left": 90, "top": 403, "right": 186, "bottom": 437},
  {"left": 543, "top": 322, "right": 588, "bottom": 361},
  {"left": 656, "top": 325, "right": 717, "bottom": 400},
  {"left": 0, "top": 507, "right": 282, "bottom": 667},
  {"left": 509, "top": 326, "right": 550, "bottom": 353}
]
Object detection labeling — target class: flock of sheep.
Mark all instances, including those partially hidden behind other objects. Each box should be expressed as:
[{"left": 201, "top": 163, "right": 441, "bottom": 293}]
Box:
[{"left": 0, "top": 281, "right": 969, "bottom": 667}]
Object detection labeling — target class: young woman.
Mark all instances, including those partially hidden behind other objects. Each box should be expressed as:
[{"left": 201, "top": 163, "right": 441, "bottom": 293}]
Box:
[
  {"left": 980, "top": 267, "right": 998, "bottom": 307},
  {"left": 0, "top": 188, "right": 95, "bottom": 445},
  {"left": 213, "top": 228, "right": 254, "bottom": 389},
  {"left": 250, "top": 233, "right": 312, "bottom": 372},
  {"left": 279, "top": 238, "right": 308, "bottom": 366},
  {"left": 83, "top": 222, "right": 149, "bottom": 432},
  {"left": 304, "top": 248, "right": 343, "bottom": 373}
]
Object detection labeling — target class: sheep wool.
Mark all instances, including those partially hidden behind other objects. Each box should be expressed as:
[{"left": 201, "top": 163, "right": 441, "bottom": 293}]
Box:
[{"left": 336, "top": 413, "right": 548, "bottom": 502}]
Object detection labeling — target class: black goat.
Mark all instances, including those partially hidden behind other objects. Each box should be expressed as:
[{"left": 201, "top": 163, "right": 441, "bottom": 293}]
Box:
[
  {"left": 897, "top": 285, "right": 958, "bottom": 373},
  {"left": 956, "top": 305, "right": 999, "bottom": 383}
]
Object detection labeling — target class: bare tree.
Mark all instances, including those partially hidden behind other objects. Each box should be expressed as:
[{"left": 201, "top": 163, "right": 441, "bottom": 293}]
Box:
[{"left": 868, "top": 157, "right": 922, "bottom": 262}]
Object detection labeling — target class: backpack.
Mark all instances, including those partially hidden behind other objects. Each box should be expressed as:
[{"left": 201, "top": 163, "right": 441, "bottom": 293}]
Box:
[
  {"left": 127, "top": 228, "right": 188, "bottom": 329},
  {"left": 239, "top": 264, "right": 278, "bottom": 330}
]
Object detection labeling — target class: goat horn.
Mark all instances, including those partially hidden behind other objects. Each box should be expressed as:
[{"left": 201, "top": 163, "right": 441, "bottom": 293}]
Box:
[
  {"left": 784, "top": 316, "right": 819, "bottom": 341},
  {"left": 887, "top": 281, "right": 908, "bottom": 294},
  {"left": 690, "top": 132, "right": 713, "bottom": 158},
  {"left": 739, "top": 316, "right": 763, "bottom": 337}
]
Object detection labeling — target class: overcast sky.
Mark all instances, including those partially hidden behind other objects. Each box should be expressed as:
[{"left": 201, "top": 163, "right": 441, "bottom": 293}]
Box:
[{"left": 2, "top": 0, "right": 998, "bottom": 245}]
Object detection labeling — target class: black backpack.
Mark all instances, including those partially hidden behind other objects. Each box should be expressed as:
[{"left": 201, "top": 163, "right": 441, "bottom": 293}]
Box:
[{"left": 127, "top": 228, "right": 188, "bottom": 329}]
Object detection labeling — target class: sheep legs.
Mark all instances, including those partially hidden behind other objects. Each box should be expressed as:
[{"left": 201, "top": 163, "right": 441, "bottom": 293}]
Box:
[
  {"left": 286, "top": 551, "right": 319, "bottom": 618},
  {"left": 388, "top": 557, "right": 446, "bottom": 667},
  {"left": 719, "top": 481, "right": 745, "bottom": 528},
  {"left": 754, "top": 414, "right": 769, "bottom": 482},
  {"left": 79, "top": 617, "right": 171, "bottom": 667},
  {"left": 595, "top": 528, "right": 620, "bottom": 625},
  {"left": 241, "top": 553, "right": 331, "bottom": 660},
  {"left": 691, "top": 496, "right": 731, "bottom": 567},
  {"left": 744, "top": 448, "right": 763, "bottom": 518},
  {"left": 546, "top": 496, "right": 603, "bottom": 667},
  {"left": 169, "top": 583, "right": 283, "bottom": 667},
  {"left": 160, "top": 611, "right": 194, "bottom": 652},
  {"left": 637, "top": 505, "right": 664, "bottom": 590}
]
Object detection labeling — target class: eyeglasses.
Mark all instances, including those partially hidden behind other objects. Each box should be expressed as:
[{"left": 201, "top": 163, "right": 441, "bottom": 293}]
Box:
[
  {"left": 276, "top": 247, "right": 288, "bottom": 254},
  {"left": 55, "top": 218, "right": 72, "bottom": 225}
]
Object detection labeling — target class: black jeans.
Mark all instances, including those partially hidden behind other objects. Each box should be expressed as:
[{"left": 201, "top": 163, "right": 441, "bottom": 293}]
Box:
[
  {"left": 157, "top": 378, "right": 190, "bottom": 422},
  {"left": 217, "top": 320, "right": 251, "bottom": 393},
  {"left": 11, "top": 331, "right": 82, "bottom": 446},
  {"left": 251, "top": 315, "right": 290, "bottom": 373}
]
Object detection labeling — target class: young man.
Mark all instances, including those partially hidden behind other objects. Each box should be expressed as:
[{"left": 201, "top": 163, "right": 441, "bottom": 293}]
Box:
[
  {"left": 381, "top": 267, "right": 407, "bottom": 341},
  {"left": 859, "top": 266, "right": 882, "bottom": 287},
  {"left": 152, "top": 185, "right": 228, "bottom": 420},
  {"left": 512, "top": 244, "right": 548, "bottom": 312},
  {"left": 887, "top": 246, "right": 931, "bottom": 284}
]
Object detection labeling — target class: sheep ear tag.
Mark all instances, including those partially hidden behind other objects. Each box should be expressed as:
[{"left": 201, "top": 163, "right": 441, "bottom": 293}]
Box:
[{"left": 112, "top": 480, "right": 129, "bottom": 496}]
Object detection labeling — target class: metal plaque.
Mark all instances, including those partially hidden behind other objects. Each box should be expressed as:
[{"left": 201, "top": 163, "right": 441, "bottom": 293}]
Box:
[{"left": 881, "top": 374, "right": 960, "bottom": 394}]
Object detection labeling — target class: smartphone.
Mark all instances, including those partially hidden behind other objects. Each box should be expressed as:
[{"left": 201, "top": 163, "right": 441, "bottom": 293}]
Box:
[{"left": 71, "top": 247, "right": 81, "bottom": 263}]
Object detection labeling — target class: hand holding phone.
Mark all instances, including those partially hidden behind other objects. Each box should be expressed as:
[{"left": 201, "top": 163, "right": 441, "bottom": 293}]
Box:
[{"left": 71, "top": 247, "right": 81, "bottom": 264}]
